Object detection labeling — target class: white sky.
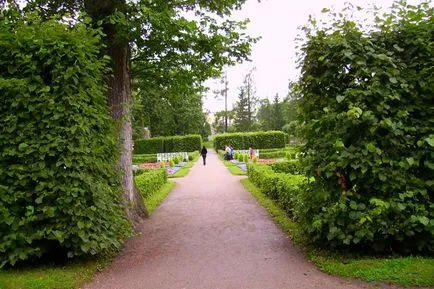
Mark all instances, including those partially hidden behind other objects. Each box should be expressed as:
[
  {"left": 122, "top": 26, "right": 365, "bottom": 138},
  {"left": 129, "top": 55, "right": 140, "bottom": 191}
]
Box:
[{"left": 203, "top": 0, "right": 422, "bottom": 112}]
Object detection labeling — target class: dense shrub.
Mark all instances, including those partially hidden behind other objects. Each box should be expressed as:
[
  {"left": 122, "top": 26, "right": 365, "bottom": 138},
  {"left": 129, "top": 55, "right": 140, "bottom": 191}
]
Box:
[
  {"left": 134, "top": 135, "right": 202, "bottom": 154},
  {"left": 248, "top": 163, "right": 306, "bottom": 219},
  {"left": 132, "top": 154, "right": 157, "bottom": 164},
  {"left": 134, "top": 169, "right": 168, "bottom": 199},
  {"left": 214, "top": 131, "right": 285, "bottom": 151},
  {"left": 0, "top": 19, "right": 130, "bottom": 267},
  {"left": 270, "top": 161, "right": 301, "bottom": 175},
  {"left": 297, "top": 3, "right": 434, "bottom": 253}
]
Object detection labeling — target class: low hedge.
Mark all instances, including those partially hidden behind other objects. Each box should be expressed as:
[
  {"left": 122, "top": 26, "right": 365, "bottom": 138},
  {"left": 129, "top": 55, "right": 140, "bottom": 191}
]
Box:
[
  {"left": 134, "top": 135, "right": 202, "bottom": 154},
  {"left": 214, "top": 131, "right": 285, "bottom": 151},
  {"left": 247, "top": 163, "right": 307, "bottom": 219},
  {"left": 270, "top": 161, "right": 302, "bottom": 175},
  {"left": 134, "top": 169, "right": 168, "bottom": 199},
  {"left": 132, "top": 154, "right": 157, "bottom": 164}
]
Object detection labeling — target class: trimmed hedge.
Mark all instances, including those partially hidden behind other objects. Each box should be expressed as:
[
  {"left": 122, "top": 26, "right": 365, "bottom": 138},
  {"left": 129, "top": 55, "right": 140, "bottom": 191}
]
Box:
[
  {"left": 134, "top": 135, "right": 202, "bottom": 154},
  {"left": 247, "top": 163, "right": 306, "bottom": 219},
  {"left": 0, "top": 19, "right": 130, "bottom": 267},
  {"left": 214, "top": 131, "right": 285, "bottom": 151},
  {"left": 132, "top": 154, "right": 157, "bottom": 164},
  {"left": 134, "top": 169, "right": 168, "bottom": 199}
]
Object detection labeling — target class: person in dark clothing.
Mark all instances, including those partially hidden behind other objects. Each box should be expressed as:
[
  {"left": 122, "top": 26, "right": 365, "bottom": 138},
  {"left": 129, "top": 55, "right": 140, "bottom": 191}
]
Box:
[{"left": 201, "top": 146, "right": 208, "bottom": 165}]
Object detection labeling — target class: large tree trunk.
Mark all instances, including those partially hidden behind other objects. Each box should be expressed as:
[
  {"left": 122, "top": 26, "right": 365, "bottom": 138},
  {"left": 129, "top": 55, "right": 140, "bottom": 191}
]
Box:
[
  {"left": 106, "top": 28, "right": 148, "bottom": 222},
  {"left": 85, "top": 0, "right": 148, "bottom": 223}
]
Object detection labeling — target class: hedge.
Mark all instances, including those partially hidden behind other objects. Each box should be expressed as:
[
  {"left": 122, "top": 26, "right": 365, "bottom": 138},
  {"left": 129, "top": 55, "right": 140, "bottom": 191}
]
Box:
[
  {"left": 214, "top": 131, "right": 285, "bottom": 151},
  {"left": 247, "top": 163, "right": 306, "bottom": 219},
  {"left": 132, "top": 154, "right": 157, "bottom": 164},
  {"left": 0, "top": 19, "right": 130, "bottom": 267},
  {"left": 297, "top": 3, "right": 434, "bottom": 253},
  {"left": 134, "top": 169, "right": 168, "bottom": 199},
  {"left": 134, "top": 135, "right": 202, "bottom": 154}
]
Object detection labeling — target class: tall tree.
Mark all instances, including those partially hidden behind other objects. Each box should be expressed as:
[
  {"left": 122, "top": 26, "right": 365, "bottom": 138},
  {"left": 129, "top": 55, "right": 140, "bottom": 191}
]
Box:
[
  {"left": 233, "top": 69, "right": 258, "bottom": 131},
  {"left": 20, "top": 0, "right": 255, "bottom": 222},
  {"left": 272, "top": 93, "right": 284, "bottom": 130},
  {"left": 256, "top": 99, "right": 273, "bottom": 130}
]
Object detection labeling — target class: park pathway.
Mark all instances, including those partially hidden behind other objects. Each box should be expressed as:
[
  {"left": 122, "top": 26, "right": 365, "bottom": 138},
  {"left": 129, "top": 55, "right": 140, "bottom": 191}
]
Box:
[{"left": 85, "top": 151, "right": 394, "bottom": 289}]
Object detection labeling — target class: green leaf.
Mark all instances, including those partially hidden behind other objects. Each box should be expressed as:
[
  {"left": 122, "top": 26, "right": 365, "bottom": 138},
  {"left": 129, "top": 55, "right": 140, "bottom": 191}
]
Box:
[
  {"left": 425, "top": 136, "right": 434, "bottom": 147},
  {"left": 336, "top": 95, "right": 345, "bottom": 103}
]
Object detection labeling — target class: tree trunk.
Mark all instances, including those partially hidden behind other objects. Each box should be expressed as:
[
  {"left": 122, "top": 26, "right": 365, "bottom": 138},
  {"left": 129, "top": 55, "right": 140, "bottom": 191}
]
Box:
[
  {"left": 105, "top": 26, "right": 149, "bottom": 222},
  {"left": 84, "top": 0, "right": 148, "bottom": 223}
]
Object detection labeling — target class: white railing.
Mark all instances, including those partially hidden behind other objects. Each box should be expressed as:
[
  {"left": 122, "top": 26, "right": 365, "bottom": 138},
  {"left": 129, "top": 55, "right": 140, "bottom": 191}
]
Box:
[
  {"left": 233, "top": 149, "right": 259, "bottom": 157},
  {"left": 156, "top": 152, "right": 189, "bottom": 162}
]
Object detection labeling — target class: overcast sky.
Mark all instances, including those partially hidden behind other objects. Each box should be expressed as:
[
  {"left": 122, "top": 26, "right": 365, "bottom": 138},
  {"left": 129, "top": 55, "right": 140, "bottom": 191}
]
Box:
[{"left": 203, "top": 0, "right": 420, "bottom": 113}]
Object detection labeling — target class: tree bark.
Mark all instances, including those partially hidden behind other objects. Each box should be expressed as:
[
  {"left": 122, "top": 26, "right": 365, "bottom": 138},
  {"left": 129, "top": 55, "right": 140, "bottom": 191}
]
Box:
[
  {"left": 106, "top": 26, "right": 149, "bottom": 222},
  {"left": 84, "top": 0, "right": 148, "bottom": 223}
]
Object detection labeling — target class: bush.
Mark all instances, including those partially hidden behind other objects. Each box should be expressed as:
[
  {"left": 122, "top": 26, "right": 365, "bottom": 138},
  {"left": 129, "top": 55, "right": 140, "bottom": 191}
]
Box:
[
  {"left": 0, "top": 19, "right": 130, "bottom": 267},
  {"left": 248, "top": 163, "right": 306, "bottom": 218},
  {"left": 214, "top": 131, "right": 285, "bottom": 151},
  {"left": 134, "top": 135, "right": 202, "bottom": 154},
  {"left": 297, "top": 3, "right": 434, "bottom": 253},
  {"left": 134, "top": 169, "right": 167, "bottom": 199},
  {"left": 270, "top": 161, "right": 301, "bottom": 175}
]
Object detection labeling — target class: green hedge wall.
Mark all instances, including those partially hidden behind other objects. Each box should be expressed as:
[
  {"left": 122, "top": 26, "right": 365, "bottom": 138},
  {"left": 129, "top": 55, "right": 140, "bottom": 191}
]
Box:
[
  {"left": 214, "top": 131, "right": 285, "bottom": 151},
  {"left": 134, "top": 135, "right": 202, "bottom": 154},
  {"left": 0, "top": 20, "right": 130, "bottom": 267},
  {"left": 134, "top": 169, "right": 168, "bottom": 199}
]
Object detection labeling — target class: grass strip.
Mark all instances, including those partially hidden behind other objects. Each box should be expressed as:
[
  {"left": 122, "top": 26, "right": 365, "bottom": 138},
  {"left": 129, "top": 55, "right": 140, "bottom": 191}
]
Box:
[
  {"left": 217, "top": 154, "right": 247, "bottom": 176},
  {"left": 240, "top": 178, "right": 434, "bottom": 288},
  {"left": 0, "top": 255, "right": 112, "bottom": 289},
  {"left": 143, "top": 181, "right": 176, "bottom": 215}
]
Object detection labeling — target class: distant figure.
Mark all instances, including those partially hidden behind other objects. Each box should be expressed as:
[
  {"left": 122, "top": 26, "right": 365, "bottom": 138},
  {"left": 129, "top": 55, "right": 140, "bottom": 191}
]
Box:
[
  {"left": 224, "top": 145, "right": 231, "bottom": 160},
  {"left": 229, "top": 145, "right": 234, "bottom": 160},
  {"left": 249, "top": 147, "right": 255, "bottom": 161},
  {"left": 201, "top": 146, "right": 208, "bottom": 165}
]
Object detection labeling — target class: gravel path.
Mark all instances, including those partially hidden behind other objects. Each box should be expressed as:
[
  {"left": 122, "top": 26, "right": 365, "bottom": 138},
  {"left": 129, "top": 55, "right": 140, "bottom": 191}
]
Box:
[{"left": 85, "top": 150, "right": 399, "bottom": 289}]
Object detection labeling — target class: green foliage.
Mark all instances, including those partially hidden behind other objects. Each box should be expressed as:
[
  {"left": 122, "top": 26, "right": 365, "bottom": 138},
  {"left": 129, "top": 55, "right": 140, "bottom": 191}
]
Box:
[
  {"left": 169, "top": 160, "right": 175, "bottom": 168},
  {"left": 297, "top": 2, "right": 434, "bottom": 253},
  {"left": 0, "top": 18, "right": 130, "bottom": 267},
  {"left": 134, "top": 135, "right": 202, "bottom": 154},
  {"left": 132, "top": 154, "right": 157, "bottom": 164},
  {"left": 232, "top": 69, "right": 259, "bottom": 132},
  {"left": 134, "top": 169, "right": 168, "bottom": 199},
  {"left": 214, "top": 131, "right": 285, "bottom": 151},
  {"left": 143, "top": 181, "right": 176, "bottom": 216},
  {"left": 270, "top": 161, "right": 301, "bottom": 175},
  {"left": 134, "top": 137, "right": 164, "bottom": 154},
  {"left": 243, "top": 154, "right": 249, "bottom": 163},
  {"left": 247, "top": 163, "right": 307, "bottom": 219}
]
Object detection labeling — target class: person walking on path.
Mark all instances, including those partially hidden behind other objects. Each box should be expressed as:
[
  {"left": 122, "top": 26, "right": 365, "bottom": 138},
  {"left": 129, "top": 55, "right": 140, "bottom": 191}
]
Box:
[{"left": 201, "top": 146, "right": 208, "bottom": 165}]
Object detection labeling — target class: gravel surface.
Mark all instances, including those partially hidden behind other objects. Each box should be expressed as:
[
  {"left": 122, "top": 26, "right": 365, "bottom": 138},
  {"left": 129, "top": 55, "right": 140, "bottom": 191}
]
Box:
[{"left": 85, "top": 150, "right": 404, "bottom": 289}]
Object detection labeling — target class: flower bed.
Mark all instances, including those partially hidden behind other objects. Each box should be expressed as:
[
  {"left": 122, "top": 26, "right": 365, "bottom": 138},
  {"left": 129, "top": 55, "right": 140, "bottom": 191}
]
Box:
[{"left": 133, "top": 162, "right": 184, "bottom": 175}]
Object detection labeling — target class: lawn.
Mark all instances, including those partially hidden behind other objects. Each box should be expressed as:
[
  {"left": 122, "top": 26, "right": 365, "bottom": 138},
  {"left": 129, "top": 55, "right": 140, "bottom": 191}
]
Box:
[{"left": 241, "top": 179, "right": 434, "bottom": 288}]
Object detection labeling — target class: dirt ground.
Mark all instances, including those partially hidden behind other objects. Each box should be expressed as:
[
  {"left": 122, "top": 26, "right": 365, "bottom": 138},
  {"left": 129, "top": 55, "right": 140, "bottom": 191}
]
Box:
[{"left": 85, "top": 151, "right": 403, "bottom": 289}]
